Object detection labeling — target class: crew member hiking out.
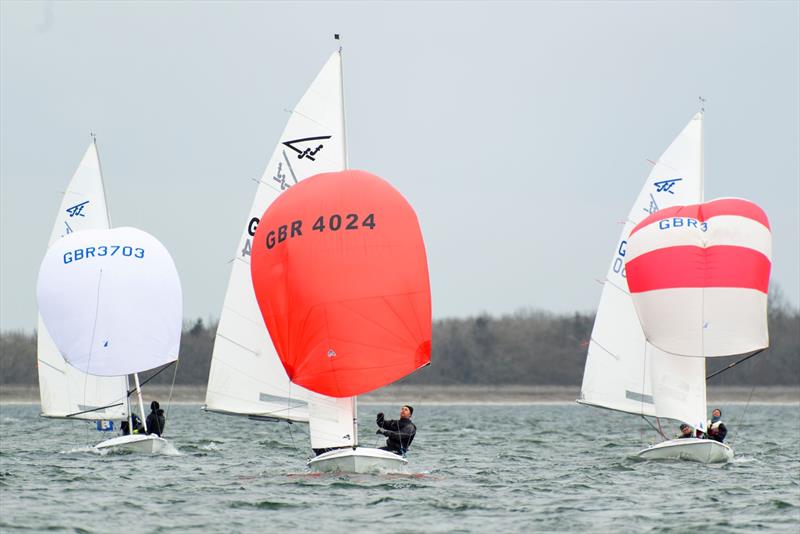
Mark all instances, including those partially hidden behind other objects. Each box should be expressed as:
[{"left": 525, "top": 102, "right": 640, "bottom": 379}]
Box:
[{"left": 376, "top": 405, "right": 416, "bottom": 456}]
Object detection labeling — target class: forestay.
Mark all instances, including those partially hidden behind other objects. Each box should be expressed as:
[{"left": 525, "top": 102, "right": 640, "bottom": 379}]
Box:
[
  {"left": 626, "top": 198, "right": 771, "bottom": 358},
  {"left": 251, "top": 170, "right": 432, "bottom": 398},
  {"left": 204, "top": 51, "right": 345, "bottom": 421},
  {"left": 37, "top": 227, "right": 182, "bottom": 377},
  {"left": 579, "top": 113, "right": 705, "bottom": 420},
  {"left": 37, "top": 142, "right": 127, "bottom": 419}
]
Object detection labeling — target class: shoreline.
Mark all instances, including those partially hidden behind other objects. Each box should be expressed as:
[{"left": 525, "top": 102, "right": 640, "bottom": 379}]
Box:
[{"left": 2, "top": 384, "right": 798, "bottom": 405}]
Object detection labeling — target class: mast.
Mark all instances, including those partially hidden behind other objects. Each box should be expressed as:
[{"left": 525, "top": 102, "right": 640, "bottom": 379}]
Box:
[
  {"left": 134, "top": 373, "right": 147, "bottom": 433},
  {"left": 698, "top": 98, "right": 705, "bottom": 203},
  {"left": 91, "top": 133, "right": 113, "bottom": 229},
  {"left": 337, "top": 36, "right": 349, "bottom": 171},
  {"left": 337, "top": 35, "right": 358, "bottom": 448},
  {"left": 125, "top": 375, "right": 133, "bottom": 433}
]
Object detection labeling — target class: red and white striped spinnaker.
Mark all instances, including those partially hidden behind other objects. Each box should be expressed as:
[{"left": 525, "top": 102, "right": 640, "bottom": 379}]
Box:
[{"left": 625, "top": 197, "right": 771, "bottom": 358}]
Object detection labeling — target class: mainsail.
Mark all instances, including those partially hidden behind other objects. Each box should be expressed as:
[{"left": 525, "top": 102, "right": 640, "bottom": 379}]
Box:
[
  {"left": 36, "top": 227, "right": 183, "bottom": 377},
  {"left": 37, "top": 142, "right": 127, "bottom": 420},
  {"left": 204, "top": 52, "right": 346, "bottom": 435},
  {"left": 579, "top": 113, "right": 707, "bottom": 427},
  {"left": 250, "top": 170, "right": 432, "bottom": 398}
]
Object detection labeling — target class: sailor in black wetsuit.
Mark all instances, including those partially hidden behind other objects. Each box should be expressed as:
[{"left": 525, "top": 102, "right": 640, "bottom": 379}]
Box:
[
  {"left": 376, "top": 405, "right": 416, "bottom": 456},
  {"left": 145, "top": 401, "right": 166, "bottom": 436}
]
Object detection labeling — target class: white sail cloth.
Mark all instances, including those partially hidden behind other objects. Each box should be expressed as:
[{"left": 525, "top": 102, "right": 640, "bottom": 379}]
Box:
[
  {"left": 204, "top": 50, "right": 351, "bottom": 439},
  {"left": 37, "top": 227, "right": 182, "bottom": 377},
  {"left": 580, "top": 113, "right": 705, "bottom": 424},
  {"left": 37, "top": 142, "right": 127, "bottom": 419}
]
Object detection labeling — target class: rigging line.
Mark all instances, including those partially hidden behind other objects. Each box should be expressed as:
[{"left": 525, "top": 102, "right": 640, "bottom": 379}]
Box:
[
  {"left": 83, "top": 267, "right": 104, "bottom": 445},
  {"left": 126, "top": 361, "right": 176, "bottom": 396},
  {"left": 656, "top": 417, "right": 666, "bottom": 440},
  {"left": 287, "top": 418, "right": 299, "bottom": 455},
  {"left": 65, "top": 402, "right": 125, "bottom": 419},
  {"left": 285, "top": 383, "right": 300, "bottom": 454},
  {"left": 641, "top": 415, "right": 666, "bottom": 441},
  {"left": 705, "top": 349, "right": 764, "bottom": 381},
  {"left": 163, "top": 357, "right": 180, "bottom": 439},
  {"left": 640, "top": 339, "right": 648, "bottom": 432},
  {"left": 728, "top": 350, "right": 768, "bottom": 447}
]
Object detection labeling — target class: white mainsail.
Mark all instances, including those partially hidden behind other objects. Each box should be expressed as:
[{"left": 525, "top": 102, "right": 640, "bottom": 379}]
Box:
[
  {"left": 37, "top": 141, "right": 127, "bottom": 420},
  {"left": 580, "top": 113, "right": 707, "bottom": 427},
  {"left": 205, "top": 51, "right": 354, "bottom": 447}
]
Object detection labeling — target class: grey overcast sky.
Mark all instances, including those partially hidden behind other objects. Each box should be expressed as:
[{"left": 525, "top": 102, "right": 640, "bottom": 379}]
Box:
[{"left": 1, "top": 1, "right": 798, "bottom": 331}]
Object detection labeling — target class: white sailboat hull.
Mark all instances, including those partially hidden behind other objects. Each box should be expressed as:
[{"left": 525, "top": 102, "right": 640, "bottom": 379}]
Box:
[
  {"left": 307, "top": 447, "right": 408, "bottom": 474},
  {"left": 637, "top": 438, "right": 733, "bottom": 464},
  {"left": 94, "top": 434, "right": 171, "bottom": 454}
]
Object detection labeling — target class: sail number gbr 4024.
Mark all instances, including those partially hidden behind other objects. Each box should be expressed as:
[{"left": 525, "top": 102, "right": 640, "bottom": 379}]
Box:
[{"left": 244, "top": 213, "right": 376, "bottom": 255}]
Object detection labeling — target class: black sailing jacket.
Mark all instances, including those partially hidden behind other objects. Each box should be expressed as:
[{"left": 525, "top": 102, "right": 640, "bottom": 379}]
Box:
[
  {"left": 376, "top": 413, "right": 416, "bottom": 454},
  {"left": 146, "top": 409, "right": 166, "bottom": 436}
]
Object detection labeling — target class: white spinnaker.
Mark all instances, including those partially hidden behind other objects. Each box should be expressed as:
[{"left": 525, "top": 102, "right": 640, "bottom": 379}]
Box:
[
  {"left": 205, "top": 52, "right": 351, "bottom": 429},
  {"left": 37, "top": 227, "right": 182, "bottom": 376},
  {"left": 580, "top": 112, "right": 705, "bottom": 422},
  {"left": 37, "top": 142, "right": 127, "bottom": 420}
]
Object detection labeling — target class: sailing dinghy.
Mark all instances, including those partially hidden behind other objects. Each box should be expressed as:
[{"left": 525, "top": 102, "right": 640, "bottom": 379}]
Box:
[
  {"left": 36, "top": 226, "right": 183, "bottom": 454},
  {"left": 251, "top": 170, "right": 432, "bottom": 473},
  {"left": 204, "top": 47, "right": 431, "bottom": 473},
  {"left": 626, "top": 198, "right": 771, "bottom": 462},
  {"left": 578, "top": 112, "right": 768, "bottom": 463}
]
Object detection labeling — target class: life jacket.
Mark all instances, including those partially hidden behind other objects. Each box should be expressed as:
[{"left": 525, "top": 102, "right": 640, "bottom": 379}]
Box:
[{"left": 707, "top": 419, "right": 725, "bottom": 431}]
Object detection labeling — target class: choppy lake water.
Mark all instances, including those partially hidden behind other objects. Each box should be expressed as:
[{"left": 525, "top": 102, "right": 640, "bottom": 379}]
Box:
[{"left": 1, "top": 403, "right": 798, "bottom": 532}]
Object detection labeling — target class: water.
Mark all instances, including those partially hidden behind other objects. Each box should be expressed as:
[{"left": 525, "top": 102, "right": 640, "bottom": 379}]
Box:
[{"left": 1, "top": 403, "right": 798, "bottom": 532}]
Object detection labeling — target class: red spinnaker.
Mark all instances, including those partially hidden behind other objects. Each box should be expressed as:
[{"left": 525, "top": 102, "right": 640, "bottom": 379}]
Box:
[{"left": 251, "top": 170, "right": 432, "bottom": 397}]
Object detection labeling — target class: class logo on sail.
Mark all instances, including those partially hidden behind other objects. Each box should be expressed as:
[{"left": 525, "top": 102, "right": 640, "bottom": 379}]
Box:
[
  {"left": 282, "top": 135, "right": 332, "bottom": 162},
  {"left": 66, "top": 200, "right": 89, "bottom": 217}
]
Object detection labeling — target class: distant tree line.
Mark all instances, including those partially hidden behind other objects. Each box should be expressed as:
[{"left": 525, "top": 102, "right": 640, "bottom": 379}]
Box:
[{"left": 2, "top": 292, "right": 798, "bottom": 387}]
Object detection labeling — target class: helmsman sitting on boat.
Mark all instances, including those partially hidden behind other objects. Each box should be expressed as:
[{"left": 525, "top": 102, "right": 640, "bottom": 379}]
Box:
[
  {"left": 145, "top": 401, "right": 166, "bottom": 436},
  {"left": 120, "top": 413, "right": 144, "bottom": 435},
  {"left": 677, "top": 423, "right": 694, "bottom": 439},
  {"left": 706, "top": 408, "right": 727, "bottom": 443},
  {"left": 376, "top": 405, "right": 416, "bottom": 456}
]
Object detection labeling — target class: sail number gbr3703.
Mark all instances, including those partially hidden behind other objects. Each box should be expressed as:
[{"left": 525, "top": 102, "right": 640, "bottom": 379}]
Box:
[
  {"left": 63, "top": 244, "right": 145, "bottom": 264},
  {"left": 244, "top": 213, "right": 376, "bottom": 254}
]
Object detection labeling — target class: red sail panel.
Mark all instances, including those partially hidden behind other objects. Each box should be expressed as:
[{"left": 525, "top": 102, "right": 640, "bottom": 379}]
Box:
[{"left": 250, "top": 170, "right": 432, "bottom": 397}]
